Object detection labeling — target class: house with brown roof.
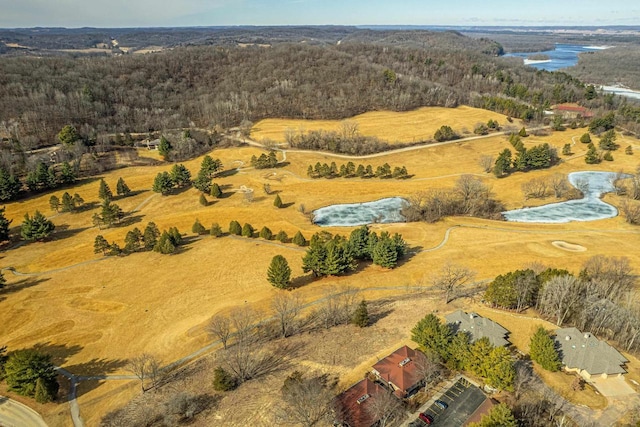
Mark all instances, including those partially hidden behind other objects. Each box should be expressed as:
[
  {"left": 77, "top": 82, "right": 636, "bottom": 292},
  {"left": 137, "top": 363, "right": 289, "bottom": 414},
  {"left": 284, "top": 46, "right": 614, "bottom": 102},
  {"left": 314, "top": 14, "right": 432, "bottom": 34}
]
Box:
[
  {"left": 554, "top": 327, "right": 628, "bottom": 380},
  {"left": 334, "top": 378, "right": 387, "bottom": 427},
  {"left": 552, "top": 103, "right": 594, "bottom": 119},
  {"left": 446, "top": 310, "right": 510, "bottom": 348},
  {"left": 371, "top": 345, "right": 427, "bottom": 398}
]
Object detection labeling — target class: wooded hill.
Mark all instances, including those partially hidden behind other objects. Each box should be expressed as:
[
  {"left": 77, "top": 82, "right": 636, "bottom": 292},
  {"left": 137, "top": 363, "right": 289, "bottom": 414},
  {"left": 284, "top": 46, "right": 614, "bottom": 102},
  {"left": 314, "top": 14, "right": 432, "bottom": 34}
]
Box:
[{"left": 0, "top": 28, "right": 625, "bottom": 149}]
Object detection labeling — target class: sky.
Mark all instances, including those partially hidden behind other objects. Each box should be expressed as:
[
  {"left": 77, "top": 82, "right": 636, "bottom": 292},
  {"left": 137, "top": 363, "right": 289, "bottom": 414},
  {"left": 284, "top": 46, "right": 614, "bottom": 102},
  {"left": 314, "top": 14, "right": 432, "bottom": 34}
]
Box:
[{"left": 0, "top": 0, "right": 638, "bottom": 28}]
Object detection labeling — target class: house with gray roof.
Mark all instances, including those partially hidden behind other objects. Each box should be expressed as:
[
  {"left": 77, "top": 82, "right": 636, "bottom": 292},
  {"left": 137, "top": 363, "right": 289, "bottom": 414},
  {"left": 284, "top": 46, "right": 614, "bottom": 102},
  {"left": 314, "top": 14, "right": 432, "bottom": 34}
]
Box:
[
  {"left": 445, "top": 310, "right": 510, "bottom": 347},
  {"left": 554, "top": 327, "right": 628, "bottom": 380}
]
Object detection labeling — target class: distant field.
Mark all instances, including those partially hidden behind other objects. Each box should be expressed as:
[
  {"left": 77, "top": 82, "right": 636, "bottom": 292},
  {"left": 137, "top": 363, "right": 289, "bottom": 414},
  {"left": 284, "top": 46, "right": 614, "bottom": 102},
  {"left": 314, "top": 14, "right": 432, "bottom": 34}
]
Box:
[
  {"left": 2, "top": 126, "right": 640, "bottom": 424},
  {"left": 251, "top": 106, "right": 513, "bottom": 144}
]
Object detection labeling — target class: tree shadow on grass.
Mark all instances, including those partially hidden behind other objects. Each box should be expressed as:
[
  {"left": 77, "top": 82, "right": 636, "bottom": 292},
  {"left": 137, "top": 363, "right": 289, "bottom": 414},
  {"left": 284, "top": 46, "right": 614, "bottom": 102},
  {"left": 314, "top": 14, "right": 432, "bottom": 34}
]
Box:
[
  {"left": 216, "top": 168, "right": 239, "bottom": 178},
  {"left": 51, "top": 225, "right": 91, "bottom": 241},
  {"left": 74, "top": 201, "right": 100, "bottom": 213},
  {"left": 395, "top": 245, "right": 423, "bottom": 268},
  {"left": 289, "top": 274, "right": 318, "bottom": 289},
  {"left": 33, "top": 342, "right": 84, "bottom": 367},
  {"left": 116, "top": 214, "right": 144, "bottom": 228},
  {"left": 281, "top": 202, "right": 295, "bottom": 209},
  {"left": 0, "top": 277, "right": 49, "bottom": 297},
  {"left": 65, "top": 357, "right": 129, "bottom": 380}
]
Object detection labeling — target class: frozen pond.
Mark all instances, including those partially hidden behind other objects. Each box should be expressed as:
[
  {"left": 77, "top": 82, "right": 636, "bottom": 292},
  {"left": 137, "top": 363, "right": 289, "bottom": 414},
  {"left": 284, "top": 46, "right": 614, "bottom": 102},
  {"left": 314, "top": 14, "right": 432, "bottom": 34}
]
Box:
[
  {"left": 503, "top": 171, "right": 626, "bottom": 223},
  {"left": 312, "top": 197, "right": 407, "bottom": 227}
]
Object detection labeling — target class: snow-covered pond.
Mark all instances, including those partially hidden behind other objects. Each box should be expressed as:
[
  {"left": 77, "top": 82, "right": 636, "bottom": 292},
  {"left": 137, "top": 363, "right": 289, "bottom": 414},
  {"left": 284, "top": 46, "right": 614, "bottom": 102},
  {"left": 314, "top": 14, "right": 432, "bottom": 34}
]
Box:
[
  {"left": 312, "top": 197, "right": 407, "bottom": 227},
  {"left": 502, "top": 171, "right": 627, "bottom": 223}
]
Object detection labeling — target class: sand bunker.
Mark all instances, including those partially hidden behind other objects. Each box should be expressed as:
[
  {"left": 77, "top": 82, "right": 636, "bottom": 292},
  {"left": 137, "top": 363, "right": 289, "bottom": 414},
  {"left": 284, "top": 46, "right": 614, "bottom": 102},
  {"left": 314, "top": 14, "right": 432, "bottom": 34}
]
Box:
[{"left": 552, "top": 241, "right": 587, "bottom": 252}]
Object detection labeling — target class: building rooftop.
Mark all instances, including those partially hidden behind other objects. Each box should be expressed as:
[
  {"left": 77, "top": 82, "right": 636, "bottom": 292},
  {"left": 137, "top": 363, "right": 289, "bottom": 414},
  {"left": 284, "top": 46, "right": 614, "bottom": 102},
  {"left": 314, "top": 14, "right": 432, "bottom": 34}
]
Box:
[
  {"left": 445, "top": 310, "right": 510, "bottom": 347},
  {"left": 555, "top": 327, "right": 628, "bottom": 376},
  {"left": 334, "top": 378, "right": 386, "bottom": 427},
  {"left": 371, "top": 346, "right": 426, "bottom": 397}
]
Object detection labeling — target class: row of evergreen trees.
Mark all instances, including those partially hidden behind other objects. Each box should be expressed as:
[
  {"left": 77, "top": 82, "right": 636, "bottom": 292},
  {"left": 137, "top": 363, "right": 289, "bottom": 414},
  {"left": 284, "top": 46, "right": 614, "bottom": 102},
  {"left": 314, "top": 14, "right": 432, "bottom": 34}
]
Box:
[
  {"left": 227, "top": 219, "right": 307, "bottom": 245},
  {"left": 302, "top": 226, "right": 407, "bottom": 277},
  {"left": 307, "top": 161, "right": 409, "bottom": 179},
  {"left": 0, "top": 161, "right": 77, "bottom": 202},
  {"left": 493, "top": 134, "right": 558, "bottom": 177},
  {"left": 94, "top": 222, "right": 183, "bottom": 256}
]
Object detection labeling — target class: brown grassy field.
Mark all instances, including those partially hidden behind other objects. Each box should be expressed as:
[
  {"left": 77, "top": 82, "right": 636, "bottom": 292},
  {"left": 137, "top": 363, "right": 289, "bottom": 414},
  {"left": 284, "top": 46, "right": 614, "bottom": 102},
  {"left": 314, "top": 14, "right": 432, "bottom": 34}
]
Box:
[
  {"left": 251, "top": 105, "right": 513, "bottom": 144},
  {"left": 1, "top": 111, "right": 639, "bottom": 424}
]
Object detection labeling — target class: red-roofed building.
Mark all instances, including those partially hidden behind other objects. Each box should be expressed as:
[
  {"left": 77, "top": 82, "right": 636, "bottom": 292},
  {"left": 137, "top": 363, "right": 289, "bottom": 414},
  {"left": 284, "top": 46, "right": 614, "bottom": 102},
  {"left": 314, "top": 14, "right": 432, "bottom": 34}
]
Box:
[
  {"left": 371, "top": 345, "right": 427, "bottom": 398},
  {"left": 552, "top": 103, "right": 594, "bottom": 119},
  {"left": 463, "top": 398, "right": 498, "bottom": 426},
  {"left": 334, "top": 378, "right": 387, "bottom": 427}
]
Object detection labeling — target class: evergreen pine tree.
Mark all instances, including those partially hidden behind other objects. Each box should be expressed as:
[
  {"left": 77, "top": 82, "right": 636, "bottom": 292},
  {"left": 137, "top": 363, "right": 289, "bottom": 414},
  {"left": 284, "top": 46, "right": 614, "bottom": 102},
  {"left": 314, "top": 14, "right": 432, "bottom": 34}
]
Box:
[
  {"left": 34, "top": 377, "right": 53, "bottom": 403},
  {"left": 158, "top": 136, "right": 171, "bottom": 159},
  {"left": 152, "top": 172, "right": 174, "bottom": 195},
  {"left": 273, "top": 194, "right": 283, "bottom": 208},
  {"left": 59, "top": 162, "right": 76, "bottom": 185},
  {"left": 116, "top": 177, "right": 131, "bottom": 197},
  {"left": 259, "top": 226, "right": 273, "bottom": 240},
  {"left": 530, "top": 326, "right": 561, "bottom": 371},
  {"left": 49, "top": 195, "right": 60, "bottom": 212},
  {"left": 199, "top": 193, "right": 208, "bottom": 206},
  {"left": 192, "top": 219, "right": 206, "bottom": 235},
  {"left": 94, "top": 235, "right": 110, "bottom": 255},
  {"left": 73, "top": 193, "right": 84, "bottom": 208},
  {"left": 275, "top": 230, "right": 288, "bottom": 243},
  {"left": 580, "top": 133, "right": 592, "bottom": 144},
  {"left": 267, "top": 255, "right": 292, "bottom": 289},
  {"left": 0, "top": 207, "right": 11, "bottom": 242},
  {"left": 98, "top": 179, "right": 112, "bottom": 201},
  {"left": 603, "top": 151, "right": 614, "bottom": 161},
  {"left": 170, "top": 164, "right": 192, "bottom": 188},
  {"left": 348, "top": 225, "right": 370, "bottom": 260},
  {"left": 625, "top": 146, "right": 633, "bottom": 155},
  {"left": 143, "top": 222, "right": 161, "bottom": 250},
  {"left": 124, "top": 228, "right": 142, "bottom": 253},
  {"left": 210, "top": 223, "right": 223, "bottom": 237},
  {"left": 241, "top": 223, "right": 254, "bottom": 237},
  {"left": 585, "top": 145, "right": 600, "bottom": 164},
  {"left": 372, "top": 235, "right": 398, "bottom": 268},
  {"left": 210, "top": 183, "right": 222, "bottom": 198},
  {"left": 60, "top": 192, "right": 74, "bottom": 212},
  {"left": 0, "top": 167, "right": 21, "bottom": 201},
  {"left": 351, "top": 300, "right": 369, "bottom": 327},
  {"left": 20, "top": 211, "right": 55, "bottom": 241},
  {"left": 229, "top": 220, "right": 242, "bottom": 235},
  {"left": 519, "top": 127, "right": 528, "bottom": 137},
  {"left": 292, "top": 231, "right": 307, "bottom": 246}
]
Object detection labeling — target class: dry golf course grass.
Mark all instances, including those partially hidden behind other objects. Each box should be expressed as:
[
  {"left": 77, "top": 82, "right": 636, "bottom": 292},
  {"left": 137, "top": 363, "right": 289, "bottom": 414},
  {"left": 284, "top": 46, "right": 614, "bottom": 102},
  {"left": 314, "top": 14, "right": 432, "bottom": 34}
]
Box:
[{"left": 1, "top": 107, "right": 640, "bottom": 424}]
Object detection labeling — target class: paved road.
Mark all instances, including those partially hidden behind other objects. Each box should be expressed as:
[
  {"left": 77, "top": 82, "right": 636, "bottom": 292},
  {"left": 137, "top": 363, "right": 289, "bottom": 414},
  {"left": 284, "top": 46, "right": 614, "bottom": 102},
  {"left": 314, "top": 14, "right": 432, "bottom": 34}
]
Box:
[{"left": 0, "top": 396, "right": 48, "bottom": 427}]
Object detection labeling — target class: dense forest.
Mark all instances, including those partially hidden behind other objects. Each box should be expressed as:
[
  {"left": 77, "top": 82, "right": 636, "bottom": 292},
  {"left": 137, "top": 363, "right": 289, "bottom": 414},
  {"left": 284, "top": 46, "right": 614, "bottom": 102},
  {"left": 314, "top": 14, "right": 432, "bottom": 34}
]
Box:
[{"left": 1, "top": 29, "right": 623, "bottom": 149}]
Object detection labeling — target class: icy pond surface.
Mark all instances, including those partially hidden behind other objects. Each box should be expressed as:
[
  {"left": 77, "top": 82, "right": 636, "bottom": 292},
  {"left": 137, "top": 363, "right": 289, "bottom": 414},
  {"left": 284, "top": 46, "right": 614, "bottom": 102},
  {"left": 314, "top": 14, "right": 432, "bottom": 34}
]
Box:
[
  {"left": 502, "top": 171, "right": 625, "bottom": 223},
  {"left": 313, "top": 197, "right": 407, "bottom": 227}
]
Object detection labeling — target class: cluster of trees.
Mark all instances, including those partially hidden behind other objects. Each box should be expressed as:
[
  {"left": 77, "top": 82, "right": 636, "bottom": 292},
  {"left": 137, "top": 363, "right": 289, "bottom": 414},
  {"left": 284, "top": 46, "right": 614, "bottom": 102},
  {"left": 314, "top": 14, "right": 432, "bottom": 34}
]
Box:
[
  {"left": 152, "top": 164, "right": 192, "bottom": 195},
  {"left": 307, "top": 161, "right": 409, "bottom": 179},
  {"left": 0, "top": 161, "right": 77, "bottom": 202},
  {"left": 473, "top": 119, "right": 501, "bottom": 136},
  {"left": 94, "top": 222, "right": 183, "bottom": 256},
  {"left": 0, "top": 347, "right": 58, "bottom": 403},
  {"left": 617, "top": 168, "right": 640, "bottom": 225},
  {"left": 411, "top": 313, "right": 515, "bottom": 391},
  {"left": 486, "top": 256, "right": 640, "bottom": 353},
  {"left": 192, "top": 155, "right": 223, "bottom": 193},
  {"left": 302, "top": 226, "right": 406, "bottom": 277},
  {"left": 493, "top": 134, "right": 558, "bottom": 177},
  {"left": 520, "top": 174, "right": 581, "bottom": 200},
  {"left": 402, "top": 175, "right": 504, "bottom": 223},
  {"left": 49, "top": 192, "right": 85, "bottom": 213},
  {"left": 285, "top": 127, "right": 400, "bottom": 156},
  {"left": 434, "top": 125, "right": 459, "bottom": 142},
  {"left": 250, "top": 152, "right": 278, "bottom": 169}
]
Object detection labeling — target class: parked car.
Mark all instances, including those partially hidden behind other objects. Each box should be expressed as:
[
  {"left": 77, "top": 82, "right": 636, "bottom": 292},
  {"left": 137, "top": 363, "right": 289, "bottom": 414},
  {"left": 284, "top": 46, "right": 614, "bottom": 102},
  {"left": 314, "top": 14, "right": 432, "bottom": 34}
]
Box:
[
  {"left": 418, "top": 412, "right": 434, "bottom": 425},
  {"left": 435, "top": 399, "right": 448, "bottom": 410}
]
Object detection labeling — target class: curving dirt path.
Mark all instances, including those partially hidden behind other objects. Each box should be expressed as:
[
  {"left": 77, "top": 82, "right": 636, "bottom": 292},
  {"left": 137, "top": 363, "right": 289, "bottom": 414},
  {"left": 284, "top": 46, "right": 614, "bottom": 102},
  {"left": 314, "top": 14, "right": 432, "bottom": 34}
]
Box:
[{"left": 0, "top": 396, "right": 48, "bottom": 427}]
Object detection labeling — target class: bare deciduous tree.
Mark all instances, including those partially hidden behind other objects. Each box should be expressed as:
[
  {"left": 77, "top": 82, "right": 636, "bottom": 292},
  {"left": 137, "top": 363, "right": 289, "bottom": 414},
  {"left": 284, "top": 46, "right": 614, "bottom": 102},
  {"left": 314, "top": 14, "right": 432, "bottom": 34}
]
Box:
[
  {"left": 549, "top": 174, "right": 569, "bottom": 198},
  {"left": 538, "top": 275, "right": 585, "bottom": 326},
  {"left": 581, "top": 255, "right": 636, "bottom": 302},
  {"left": 272, "top": 293, "right": 302, "bottom": 338},
  {"left": 479, "top": 155, "right": 494, "bottom": 173},
  {"left": 431, "top": 262, "right": 475, "bottom": 304},
  {"left": 208, "top": 314, "right": 231, "bottom": 350},
  {"left": 230, "top": 306, "right": 258, "bottom": 345},
  {"left": 276, "top": 371, "right": 335, "bottom": 427},
  {"left": 522, "top": 177, "right": 549, "bottom": 199},
  {"left": 620, "top": 199, "right": 640, "bottom": 225},
  {"left": 365, "top": 390, "right": 405, "bottom": 427},
  {"left": 127, "top": 353, "right": 161, "bottom": 393}
]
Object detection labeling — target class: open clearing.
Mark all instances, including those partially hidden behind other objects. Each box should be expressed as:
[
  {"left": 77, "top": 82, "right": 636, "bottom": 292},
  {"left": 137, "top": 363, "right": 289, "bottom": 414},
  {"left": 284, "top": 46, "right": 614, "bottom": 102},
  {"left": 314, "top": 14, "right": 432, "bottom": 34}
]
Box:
[
  {"left": 251, "top": 105, "right": 512, "bottom": 144},
  {"left": 1, "top": 110, "right": 640, "bottom": 424}
]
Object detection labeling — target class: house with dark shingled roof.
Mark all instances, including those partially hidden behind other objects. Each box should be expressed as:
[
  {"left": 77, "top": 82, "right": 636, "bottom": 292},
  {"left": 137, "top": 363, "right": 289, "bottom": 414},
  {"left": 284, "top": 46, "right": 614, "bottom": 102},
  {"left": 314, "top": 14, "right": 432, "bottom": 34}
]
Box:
[
  {"left": 445, "top": 310, "right": 510, "bottom": 348},
  {"left": 554, "top": 327, "right": 628, "bottom": 380}
]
